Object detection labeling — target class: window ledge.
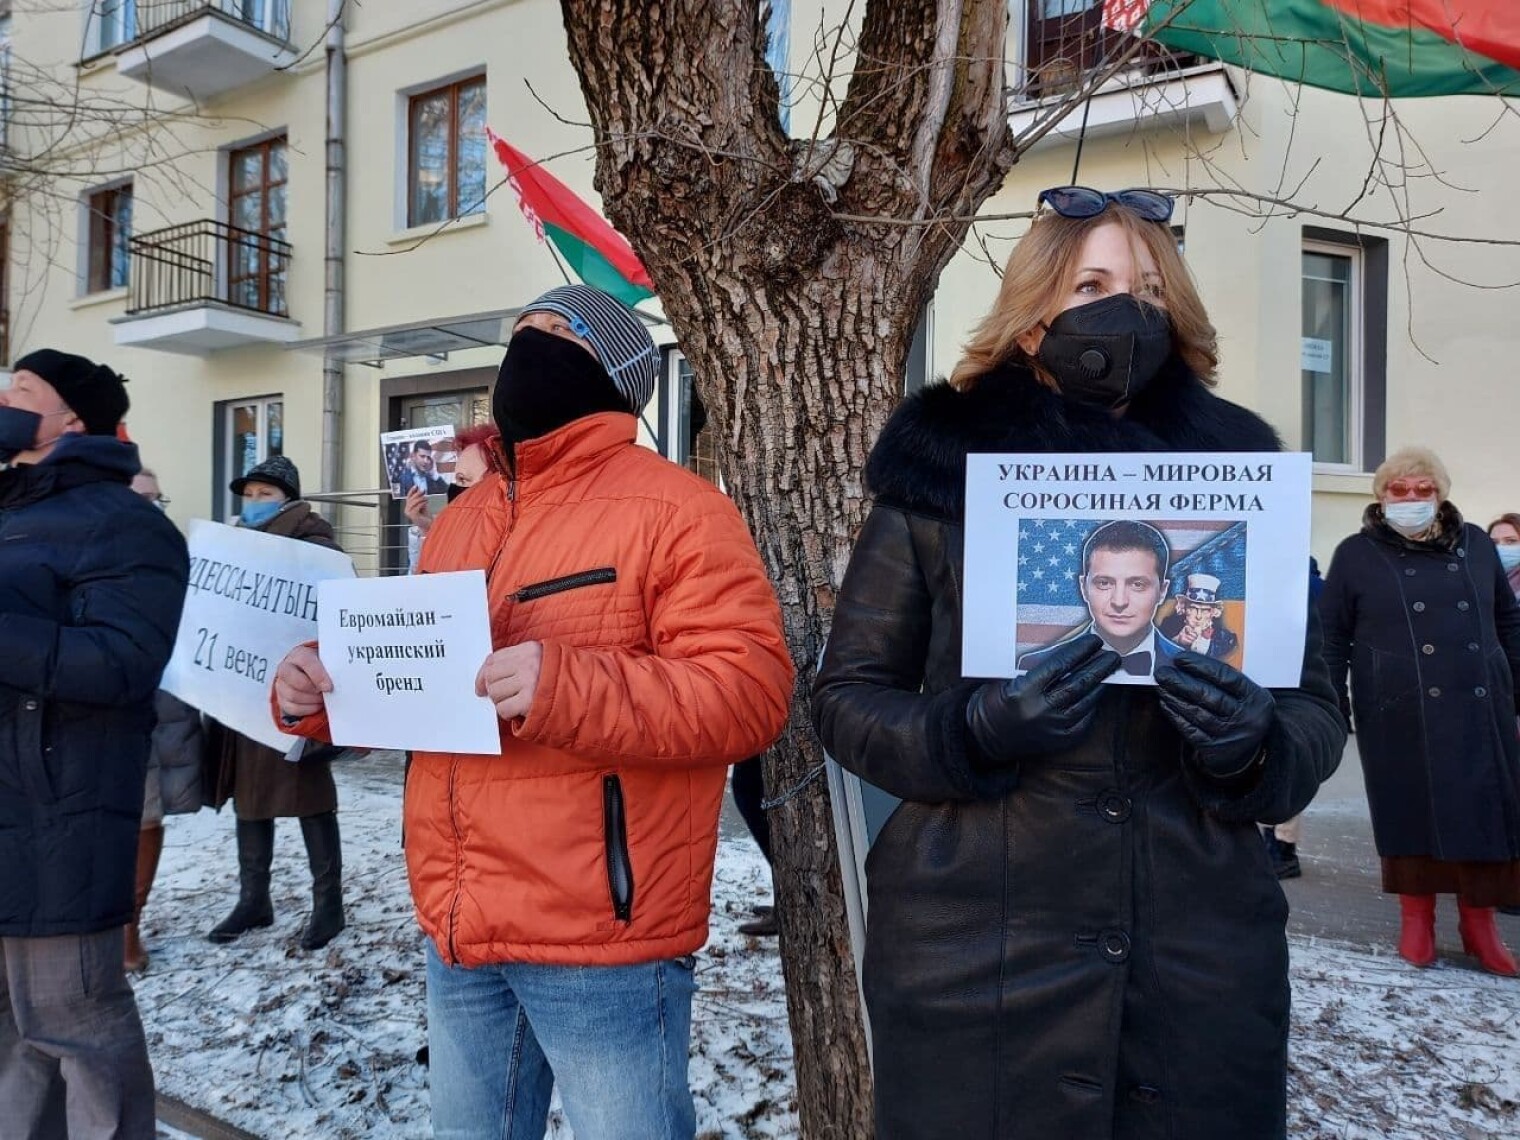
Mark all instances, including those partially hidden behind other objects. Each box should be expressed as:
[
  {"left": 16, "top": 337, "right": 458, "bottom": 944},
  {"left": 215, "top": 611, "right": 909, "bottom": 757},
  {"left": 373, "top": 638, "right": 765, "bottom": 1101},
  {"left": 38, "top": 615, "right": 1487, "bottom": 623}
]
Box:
[
  {"left": 385, "top": 211, "right": 489, "bottom": 246},
  {"left": 1313, "top": 468, "right": 1375, "bottom": 496},
  {"left": 1009, "top": 62, "right": 1238, "bottom": 152},
  {"left": 71, "top": 286, "right": 130, "bottom": 311}
]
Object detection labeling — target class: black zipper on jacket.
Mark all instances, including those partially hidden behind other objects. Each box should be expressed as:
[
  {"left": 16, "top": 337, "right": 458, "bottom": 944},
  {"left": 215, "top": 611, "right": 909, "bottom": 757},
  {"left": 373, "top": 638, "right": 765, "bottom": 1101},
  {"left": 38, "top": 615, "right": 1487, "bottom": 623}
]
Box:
[
  {"left": 446, "top": 757, "right": 463, "bottom": 962},
  {"left": 603, "top": 774, "right": 635, "bottom": 922},
  {"left": 514, "top": 567, "right": 617, "bottom": 603}
]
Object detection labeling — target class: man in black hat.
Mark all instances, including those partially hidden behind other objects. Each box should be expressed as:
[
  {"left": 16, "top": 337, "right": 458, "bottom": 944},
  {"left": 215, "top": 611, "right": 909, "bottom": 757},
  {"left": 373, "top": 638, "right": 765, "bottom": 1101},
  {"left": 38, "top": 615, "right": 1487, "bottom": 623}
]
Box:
[{"left": 0, "top": 349, "right": 189, "bottom": 1135}]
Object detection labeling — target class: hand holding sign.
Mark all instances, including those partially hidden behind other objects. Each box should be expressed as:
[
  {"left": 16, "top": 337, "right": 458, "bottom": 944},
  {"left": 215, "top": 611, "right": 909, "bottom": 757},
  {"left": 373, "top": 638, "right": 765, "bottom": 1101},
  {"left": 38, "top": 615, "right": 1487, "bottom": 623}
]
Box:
[
  {"left": 475, "top": 641, "right": 544, "bottom": 720},
  {"left": 275, "top": 645, "right": 333, "bottom": 719},
  {"left": 316, "top": 570, "right": 502, "bottom": 755}
]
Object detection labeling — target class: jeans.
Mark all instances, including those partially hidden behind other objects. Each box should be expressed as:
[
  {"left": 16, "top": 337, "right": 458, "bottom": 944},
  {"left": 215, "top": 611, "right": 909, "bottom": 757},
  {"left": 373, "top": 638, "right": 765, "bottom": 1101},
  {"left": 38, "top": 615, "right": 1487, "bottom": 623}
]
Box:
[
  {"left": 0, "top": 928, "right": 156, "bottom": 1140},
  {"left": 425, "top": 940, "right": 697, "bottom": 1140}
]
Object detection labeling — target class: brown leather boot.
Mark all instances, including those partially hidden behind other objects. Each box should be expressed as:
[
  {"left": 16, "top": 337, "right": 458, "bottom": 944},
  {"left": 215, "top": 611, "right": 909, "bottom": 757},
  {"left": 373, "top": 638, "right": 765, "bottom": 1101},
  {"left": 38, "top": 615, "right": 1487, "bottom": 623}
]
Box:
[{"left": 124, "top": 824, "right": 165, "bottom": 974}]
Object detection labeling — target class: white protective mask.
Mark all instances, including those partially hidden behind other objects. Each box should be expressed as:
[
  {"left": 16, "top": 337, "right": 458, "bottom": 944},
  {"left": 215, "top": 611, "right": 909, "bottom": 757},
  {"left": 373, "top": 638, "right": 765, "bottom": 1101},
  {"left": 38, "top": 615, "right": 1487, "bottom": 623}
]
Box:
[
  {"left": 1497, "top": 545, "right": 1520, "bottom": 572},
  {"left": 1384, "top": 500, "right": 1437, "bottom": 534}
]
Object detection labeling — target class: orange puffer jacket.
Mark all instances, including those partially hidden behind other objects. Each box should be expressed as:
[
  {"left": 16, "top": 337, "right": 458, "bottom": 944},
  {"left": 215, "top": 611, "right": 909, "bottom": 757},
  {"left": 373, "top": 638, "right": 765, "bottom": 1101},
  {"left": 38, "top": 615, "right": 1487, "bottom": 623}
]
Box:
[{"left": 281, "top": 413, "right": 793, "bottom": 967}]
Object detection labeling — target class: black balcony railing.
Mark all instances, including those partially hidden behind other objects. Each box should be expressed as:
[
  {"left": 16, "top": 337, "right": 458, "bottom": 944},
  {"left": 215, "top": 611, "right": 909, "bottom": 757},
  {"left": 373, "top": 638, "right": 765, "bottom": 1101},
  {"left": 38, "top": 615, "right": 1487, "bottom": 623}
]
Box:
[
  {"left": 1022, "top": 2, "right": 1201, "bottom": 101},
  {"left": 134, "top": 0, "right": 292, "bottom": 45},
  {"left": 127, "top": 218, "right": 292, "bottom": 319}
]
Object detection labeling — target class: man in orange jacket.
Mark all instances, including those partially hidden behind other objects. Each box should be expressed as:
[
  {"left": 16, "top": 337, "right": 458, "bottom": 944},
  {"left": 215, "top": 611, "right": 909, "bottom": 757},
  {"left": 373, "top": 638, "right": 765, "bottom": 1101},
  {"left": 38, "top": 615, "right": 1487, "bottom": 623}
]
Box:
[{"left": 272, "top": 285, "right": 793, "bottom": 1140}]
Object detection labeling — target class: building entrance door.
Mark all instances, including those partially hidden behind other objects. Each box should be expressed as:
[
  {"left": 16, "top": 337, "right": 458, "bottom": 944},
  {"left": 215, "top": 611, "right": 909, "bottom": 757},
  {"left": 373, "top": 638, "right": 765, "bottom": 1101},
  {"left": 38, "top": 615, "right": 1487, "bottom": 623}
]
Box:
[{"left": 382, "top": 385, "right": 491, "bottom": 573}]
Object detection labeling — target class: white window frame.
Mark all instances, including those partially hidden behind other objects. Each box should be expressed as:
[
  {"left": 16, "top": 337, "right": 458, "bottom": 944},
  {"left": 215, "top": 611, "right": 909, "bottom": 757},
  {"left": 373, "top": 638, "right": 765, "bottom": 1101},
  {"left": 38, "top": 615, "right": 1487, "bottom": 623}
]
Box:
[
  {"left": 88, "top": 0, "right": 138, "bottom": 56},
  {"left": 221, "top": 394, "right": 283, "bottom": 521},
  {"left": 1301, "top": 239, "right": 1365, "bottom": 474}
]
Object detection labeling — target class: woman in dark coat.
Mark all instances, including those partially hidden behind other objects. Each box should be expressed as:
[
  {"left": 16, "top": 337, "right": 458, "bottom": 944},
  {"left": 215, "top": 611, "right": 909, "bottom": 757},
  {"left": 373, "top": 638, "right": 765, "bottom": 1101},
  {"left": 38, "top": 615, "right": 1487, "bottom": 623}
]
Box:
[
  {"left": 206, "top": 455, "right": 347, "bottom": 951},
  {"left": 1320, "top": 447, "right": 1520, "bottom": 974},
  {"left": 812, "top": 191, "right": 1346, "bottom": 1139}
]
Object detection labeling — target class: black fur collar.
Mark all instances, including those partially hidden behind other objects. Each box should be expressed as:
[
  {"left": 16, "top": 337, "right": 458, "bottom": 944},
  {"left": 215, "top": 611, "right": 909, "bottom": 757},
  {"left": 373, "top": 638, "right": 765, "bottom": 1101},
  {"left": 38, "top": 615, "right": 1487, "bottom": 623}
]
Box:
[{"left": 866, "top": 356, "right": 1282, "bottom": 520}]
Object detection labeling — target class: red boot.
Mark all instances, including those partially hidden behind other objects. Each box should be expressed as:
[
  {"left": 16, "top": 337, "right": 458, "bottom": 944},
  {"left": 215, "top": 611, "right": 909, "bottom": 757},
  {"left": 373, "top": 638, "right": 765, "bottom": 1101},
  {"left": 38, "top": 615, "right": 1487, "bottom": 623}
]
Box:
[
  {"left": 1397, "top": 894, "right": 1437, "bottom": 968},
  {"left": 1457, "top": 902, "right": 1519, "bottom": 977}
]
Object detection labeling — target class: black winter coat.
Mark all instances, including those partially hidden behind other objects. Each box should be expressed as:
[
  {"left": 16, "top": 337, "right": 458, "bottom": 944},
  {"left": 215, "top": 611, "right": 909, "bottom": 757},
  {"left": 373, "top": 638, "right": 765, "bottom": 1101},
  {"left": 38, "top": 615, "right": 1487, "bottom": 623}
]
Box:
[
  {"left": 1319, "top": 504, "right": 1520, "bottom": 861},
  {"left": 0, "top": 436, "right": 189, "bottom": 936},
  {"left": 812, "top": 359, "right": 1346, "bottom": 1140}
]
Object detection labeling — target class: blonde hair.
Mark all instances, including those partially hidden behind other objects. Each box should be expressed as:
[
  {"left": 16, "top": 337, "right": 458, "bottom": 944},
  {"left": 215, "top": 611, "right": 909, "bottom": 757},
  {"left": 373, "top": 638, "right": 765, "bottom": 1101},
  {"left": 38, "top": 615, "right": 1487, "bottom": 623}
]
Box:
[
  {"left": 949, "top": 204, "right": 1218, "bottom": 391},
  {"left": 1373, "top": 446, "right": 1451, "bottom": 501}
]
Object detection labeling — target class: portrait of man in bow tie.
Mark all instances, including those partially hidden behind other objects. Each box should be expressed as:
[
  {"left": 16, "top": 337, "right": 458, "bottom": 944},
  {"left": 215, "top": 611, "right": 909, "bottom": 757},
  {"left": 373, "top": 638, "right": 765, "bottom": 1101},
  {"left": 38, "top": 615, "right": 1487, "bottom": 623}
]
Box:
[{"left": 1017, "top": 520, "right": 1183, "bottom": 679}]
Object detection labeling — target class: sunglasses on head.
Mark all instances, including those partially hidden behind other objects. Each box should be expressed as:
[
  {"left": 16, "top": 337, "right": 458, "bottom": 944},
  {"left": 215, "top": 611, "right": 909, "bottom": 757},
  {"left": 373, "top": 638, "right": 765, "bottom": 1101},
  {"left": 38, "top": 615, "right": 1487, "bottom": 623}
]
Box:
[
  {"left": 1038, "top": 186, "right": 1175, "bottom": 224},
  {"left": 1386, "top": 479, "right": 1438, "bottom": 498}
]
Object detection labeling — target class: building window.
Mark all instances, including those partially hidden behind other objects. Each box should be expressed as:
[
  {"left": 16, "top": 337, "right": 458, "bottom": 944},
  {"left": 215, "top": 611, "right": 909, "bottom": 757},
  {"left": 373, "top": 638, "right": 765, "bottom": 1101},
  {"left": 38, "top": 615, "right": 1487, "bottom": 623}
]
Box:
[
  {"left": 93, "top": 0, "right": 138, "bottom": 53},
  {"left": 86, "top": 182, "right": 133, "bottom": 293},
  {"left": 220, "top": 395, "right": 283, "bottom": 521},
  {"left": 408, "top": 76, "right": 487, "bottom": 227},
  {"left": 1014, "top": 0, "right": 1198, "bottom": 101},
  {"left": 1301, "top": 231, "right": 1388, "bottom": 471},
  {"left": 228, "top": 136, "right": 288, "bottom": 314}
]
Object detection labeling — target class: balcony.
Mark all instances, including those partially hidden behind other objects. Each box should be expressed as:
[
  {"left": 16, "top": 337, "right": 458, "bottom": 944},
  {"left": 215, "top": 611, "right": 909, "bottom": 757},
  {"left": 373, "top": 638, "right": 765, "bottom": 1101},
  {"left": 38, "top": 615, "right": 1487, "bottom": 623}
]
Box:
[
  {"left": 1010, "top": 2, "right": 1238, "bottom": 149},
  {"left": 113, "top": 2, "right": 296, "bottom": 102},
  {"left": 111, "top": 219, "right": 300, "bottom": 355}
]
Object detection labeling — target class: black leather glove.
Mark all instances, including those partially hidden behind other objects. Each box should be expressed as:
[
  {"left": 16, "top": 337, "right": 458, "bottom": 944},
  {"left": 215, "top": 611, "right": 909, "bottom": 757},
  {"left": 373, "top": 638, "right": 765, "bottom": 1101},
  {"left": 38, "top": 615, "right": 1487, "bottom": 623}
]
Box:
[
  {"left": 965, "top": 634, "right": 1120, "bottom": 767},
  {"left": 1154, "top": 652, "right": 1275, "bottom": 780}
]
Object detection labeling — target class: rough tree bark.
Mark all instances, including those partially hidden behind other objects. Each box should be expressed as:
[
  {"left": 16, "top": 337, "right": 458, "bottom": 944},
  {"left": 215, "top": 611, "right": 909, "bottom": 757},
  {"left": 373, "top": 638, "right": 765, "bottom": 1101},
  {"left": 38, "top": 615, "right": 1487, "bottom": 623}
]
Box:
[{"left": 559, "top": 2, "right": 1015, "bottom": 1134}]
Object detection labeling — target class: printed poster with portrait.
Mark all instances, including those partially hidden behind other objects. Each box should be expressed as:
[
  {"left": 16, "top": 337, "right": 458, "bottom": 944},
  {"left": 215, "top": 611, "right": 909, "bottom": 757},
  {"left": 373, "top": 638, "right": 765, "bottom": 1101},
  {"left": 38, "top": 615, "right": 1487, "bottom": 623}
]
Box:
[
  {"left": 380, "top": 425, "right": 458, "bottom": 498},
  {"left": 962, "top": 452, "right": 1313, "bottom": 687}
]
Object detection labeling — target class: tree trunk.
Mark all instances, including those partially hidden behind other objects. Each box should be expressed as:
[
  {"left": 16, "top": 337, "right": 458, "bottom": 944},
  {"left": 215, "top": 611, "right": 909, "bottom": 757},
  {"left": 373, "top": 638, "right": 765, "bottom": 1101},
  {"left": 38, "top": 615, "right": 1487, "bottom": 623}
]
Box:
[{"left": 559, "top": 2, "right": 1014, "bottom": 1134}]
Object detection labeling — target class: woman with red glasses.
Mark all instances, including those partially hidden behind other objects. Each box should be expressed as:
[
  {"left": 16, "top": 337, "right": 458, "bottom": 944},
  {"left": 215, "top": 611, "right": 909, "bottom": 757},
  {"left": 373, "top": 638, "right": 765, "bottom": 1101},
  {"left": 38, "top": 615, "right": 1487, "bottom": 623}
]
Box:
[{"left": 1320, "top": 446, "right": 1520, "bottom": 975}]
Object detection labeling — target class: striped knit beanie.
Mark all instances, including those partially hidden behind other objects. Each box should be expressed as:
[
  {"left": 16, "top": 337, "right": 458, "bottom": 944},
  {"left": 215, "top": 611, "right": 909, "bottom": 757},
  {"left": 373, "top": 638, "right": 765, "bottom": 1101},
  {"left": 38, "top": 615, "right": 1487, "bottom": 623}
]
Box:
[{"left": 522, "top": 285, "right": 658, "bottom": 414}]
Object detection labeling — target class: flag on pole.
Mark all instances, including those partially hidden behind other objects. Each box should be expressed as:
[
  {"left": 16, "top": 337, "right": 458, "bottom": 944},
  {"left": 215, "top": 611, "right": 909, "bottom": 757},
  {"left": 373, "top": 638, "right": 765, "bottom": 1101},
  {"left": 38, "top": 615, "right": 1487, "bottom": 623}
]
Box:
[
  {"left": 1109, "top": 0, "right": 1520, "bottom": 97},
  {"left": 486, "top": 129, "right": 656, "bottom": 306}
]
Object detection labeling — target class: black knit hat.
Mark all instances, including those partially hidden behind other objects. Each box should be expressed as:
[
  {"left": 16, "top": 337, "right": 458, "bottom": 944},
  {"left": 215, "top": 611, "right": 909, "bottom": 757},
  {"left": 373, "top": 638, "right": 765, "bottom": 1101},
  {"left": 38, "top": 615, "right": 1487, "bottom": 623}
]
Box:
[
  {"left": 230, "top": 455, "right": 301, "bottom": 501},
  {"left": 14, "top": 349, "right": 130, "bottom": 436}
]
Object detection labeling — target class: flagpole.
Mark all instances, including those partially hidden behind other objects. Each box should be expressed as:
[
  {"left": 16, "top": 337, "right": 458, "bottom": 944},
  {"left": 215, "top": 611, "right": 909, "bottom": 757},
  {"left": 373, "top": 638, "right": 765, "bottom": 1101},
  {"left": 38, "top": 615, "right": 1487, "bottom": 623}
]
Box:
[{"left": 543, "top": 236, "right": 575, "bottom": 287}]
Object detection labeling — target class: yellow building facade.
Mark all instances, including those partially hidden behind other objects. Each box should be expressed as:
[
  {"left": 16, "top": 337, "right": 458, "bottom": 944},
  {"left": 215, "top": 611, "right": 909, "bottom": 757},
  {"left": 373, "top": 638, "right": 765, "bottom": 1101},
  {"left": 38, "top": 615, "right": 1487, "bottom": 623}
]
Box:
[{"left": 2, "top": 1, "right": 1517, "bottom": 569}]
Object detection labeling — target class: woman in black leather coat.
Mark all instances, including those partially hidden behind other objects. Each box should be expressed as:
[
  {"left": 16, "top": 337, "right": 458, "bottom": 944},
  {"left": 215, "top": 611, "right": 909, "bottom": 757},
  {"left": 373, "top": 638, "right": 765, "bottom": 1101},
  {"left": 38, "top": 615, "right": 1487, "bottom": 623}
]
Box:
[{"left": 812, "top": 191, "right": 1347, "bottom": 1139}]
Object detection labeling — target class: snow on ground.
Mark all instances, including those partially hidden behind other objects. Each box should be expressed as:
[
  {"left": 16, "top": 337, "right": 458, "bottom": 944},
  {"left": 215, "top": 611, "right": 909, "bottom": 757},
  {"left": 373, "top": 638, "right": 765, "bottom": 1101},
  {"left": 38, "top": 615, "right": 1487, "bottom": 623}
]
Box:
[
  {"left": 135, "top": 752, "right": 796, "bottom": 1139},
  {"left": 135, "top": 754, "right": 1517, "bottom": 1139}
]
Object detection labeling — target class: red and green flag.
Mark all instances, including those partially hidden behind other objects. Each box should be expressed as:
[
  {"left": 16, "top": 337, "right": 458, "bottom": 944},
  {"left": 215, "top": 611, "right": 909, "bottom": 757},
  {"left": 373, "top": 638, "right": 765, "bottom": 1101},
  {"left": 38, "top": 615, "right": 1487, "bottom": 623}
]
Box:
[
  {"left": 486, "top": 129, "right": 655, "bottom": 306},
  {"left": 1106, "top": 1, "right": 1520, "bottom": 97}
]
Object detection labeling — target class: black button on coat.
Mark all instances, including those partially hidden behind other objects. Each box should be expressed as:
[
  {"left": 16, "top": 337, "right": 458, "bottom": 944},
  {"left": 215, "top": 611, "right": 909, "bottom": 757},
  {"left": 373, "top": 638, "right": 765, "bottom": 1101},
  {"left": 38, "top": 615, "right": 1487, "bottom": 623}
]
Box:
[
  {"left": 1319, "top": 504, "right": 1520, "bottom": 861},
  {"left": 812, "top": 360, "right": 1346, "bottom": 1140}
]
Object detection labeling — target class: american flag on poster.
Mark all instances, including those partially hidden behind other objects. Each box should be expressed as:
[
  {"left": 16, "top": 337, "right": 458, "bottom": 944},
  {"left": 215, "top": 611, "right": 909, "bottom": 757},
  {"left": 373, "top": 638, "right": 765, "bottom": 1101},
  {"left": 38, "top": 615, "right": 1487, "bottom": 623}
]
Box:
[{"left": 1014, "top": 517, "right": 1247, "bottom": 655}]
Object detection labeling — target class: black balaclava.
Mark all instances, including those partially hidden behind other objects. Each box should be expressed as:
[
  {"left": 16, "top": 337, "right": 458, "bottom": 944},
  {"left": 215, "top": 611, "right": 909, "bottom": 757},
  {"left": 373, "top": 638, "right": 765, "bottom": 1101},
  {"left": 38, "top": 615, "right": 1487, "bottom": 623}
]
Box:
[{"left": 491, "top": 328, "right": 630, "bottom": 445}]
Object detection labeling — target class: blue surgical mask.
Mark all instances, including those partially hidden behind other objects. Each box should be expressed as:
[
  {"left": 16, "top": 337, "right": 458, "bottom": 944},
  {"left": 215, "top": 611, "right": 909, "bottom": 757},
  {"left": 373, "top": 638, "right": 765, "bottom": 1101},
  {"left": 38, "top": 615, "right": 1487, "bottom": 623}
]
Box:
[
  {"left": 239, "top": 500, "right": 283, "bottom": 527},
  {"left": 0, "top": 407, "right": 41, "bottom": 463},
  {"left": 1384, "top": 501, "right": 1437, "bottom": 533},
  {"left": 1498, "top": 545, "right": 1520, "bottom": 572}
]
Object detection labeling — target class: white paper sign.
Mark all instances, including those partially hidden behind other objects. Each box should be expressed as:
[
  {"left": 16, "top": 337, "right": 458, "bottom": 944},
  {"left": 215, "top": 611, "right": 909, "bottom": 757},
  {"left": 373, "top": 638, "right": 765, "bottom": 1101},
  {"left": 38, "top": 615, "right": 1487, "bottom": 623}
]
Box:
[
  {"left": 382, "top": 425, "right": 457, "bottom": 497},
  {"left": 317, "top": 571, "right": 502, "bottom": 755},
  {"left": 1301, "top": 337, "right": 1333, "bottom": 373},
  {"left": 962, "top": 452, "right": 1313, "bottom": 687},
  {"left": 162, "top": 520, "right": 356, "bottom": 749}
]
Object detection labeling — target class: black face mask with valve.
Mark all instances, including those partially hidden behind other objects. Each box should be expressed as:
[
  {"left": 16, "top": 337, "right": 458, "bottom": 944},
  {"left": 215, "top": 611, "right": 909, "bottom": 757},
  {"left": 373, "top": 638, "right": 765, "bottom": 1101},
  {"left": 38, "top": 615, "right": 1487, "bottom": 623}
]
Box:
[
  {"left": 1036, "top": 294, "right": 1173, "bottom": 410},
  {"left": 0, "top": 408, "right": 42, "bottom": 464}
]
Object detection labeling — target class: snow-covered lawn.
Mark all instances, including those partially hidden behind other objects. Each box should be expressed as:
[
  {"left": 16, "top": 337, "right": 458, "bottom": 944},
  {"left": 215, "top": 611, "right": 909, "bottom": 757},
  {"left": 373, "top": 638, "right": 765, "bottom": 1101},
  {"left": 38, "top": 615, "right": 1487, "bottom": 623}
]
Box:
[{"left": 135, "top": 754, "right": 1518, "bottom": 1139}]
